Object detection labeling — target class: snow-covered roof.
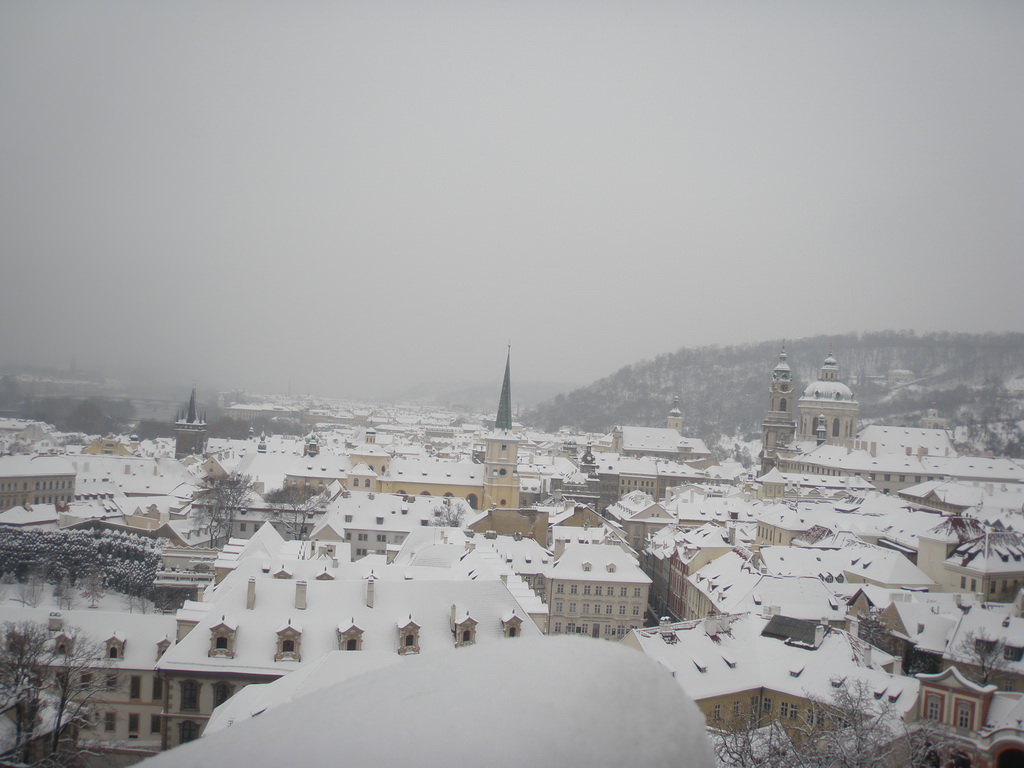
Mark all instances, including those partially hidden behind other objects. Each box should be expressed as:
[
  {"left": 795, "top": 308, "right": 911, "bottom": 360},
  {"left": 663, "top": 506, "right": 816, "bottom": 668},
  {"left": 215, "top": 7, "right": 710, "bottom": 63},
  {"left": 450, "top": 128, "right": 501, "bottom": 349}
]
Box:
[
  {"left": 158, "top": 559, "right": 542, "bottom": 677},
  {"left": 758, "top": 543, "right": 936, "bottom": 589},
  {"left": 546, "top": 543, "right": 650, "bottom": 584},
  {"left": 625, "top": 613, "right": 914, "bottom": 712},
  {"left": 141, "top": 637, "right": 715, "bottom": 768}
]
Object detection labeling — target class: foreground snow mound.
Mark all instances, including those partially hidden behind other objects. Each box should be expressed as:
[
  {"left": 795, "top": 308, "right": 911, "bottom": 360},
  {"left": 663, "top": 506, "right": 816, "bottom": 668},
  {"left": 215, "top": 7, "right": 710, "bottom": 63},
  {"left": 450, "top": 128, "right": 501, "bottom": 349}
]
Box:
[{"left": 141, "top": 636, "right": 713, "bottom": 767}]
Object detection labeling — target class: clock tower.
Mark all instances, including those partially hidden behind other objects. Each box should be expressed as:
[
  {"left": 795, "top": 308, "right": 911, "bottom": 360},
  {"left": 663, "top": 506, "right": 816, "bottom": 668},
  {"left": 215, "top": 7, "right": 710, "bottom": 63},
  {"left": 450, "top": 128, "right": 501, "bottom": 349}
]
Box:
[{"left": 759, "top": 348, "right": 797, "bottom": 475}]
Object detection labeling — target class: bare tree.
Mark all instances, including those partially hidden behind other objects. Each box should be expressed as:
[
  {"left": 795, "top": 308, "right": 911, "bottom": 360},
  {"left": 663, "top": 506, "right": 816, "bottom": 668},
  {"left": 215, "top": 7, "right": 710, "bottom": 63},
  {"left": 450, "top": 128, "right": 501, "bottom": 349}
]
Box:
[
  {"left": 199, "top": 472, "right": 255, "bottom": 548},
  {"left": 955, "top": 629, "right": 1008, "bottom": 686},
  {"left": 15, "top": 566, "right": 45, "bottom": 607},
  {"left": 0, "top": 621, "right": 114, "bottom": 765},
  {"left": 712, "top": 706, "right": 814, "bottom": 768},
  {"left": 80, "top": 565, "right": 105, "bottom": 609},
  {"left": 0, "top": 621, "right": 51, "bottom": 763},
  {"left": 267, "top": 486, "right": 326, "bottom": 540},
  {"left": 713, "top": 680, "right": 937, "bottom": 768},
  {"left": 431, "top": 497, "right": 465, "bottom": 528},
  {"left": 47, "top": 626, "right": 113, "bottom": 757},
  {"left": 53, "top": 575, "right": 77, "bottom": 611}
]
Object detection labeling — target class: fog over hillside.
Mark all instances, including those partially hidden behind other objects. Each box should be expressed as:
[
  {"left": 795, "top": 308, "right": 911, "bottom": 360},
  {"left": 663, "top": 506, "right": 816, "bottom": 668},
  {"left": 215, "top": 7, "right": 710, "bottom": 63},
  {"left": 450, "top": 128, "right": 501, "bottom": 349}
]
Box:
[{"left": 524, "top": 331, "right": 1024, "bottom": 457}]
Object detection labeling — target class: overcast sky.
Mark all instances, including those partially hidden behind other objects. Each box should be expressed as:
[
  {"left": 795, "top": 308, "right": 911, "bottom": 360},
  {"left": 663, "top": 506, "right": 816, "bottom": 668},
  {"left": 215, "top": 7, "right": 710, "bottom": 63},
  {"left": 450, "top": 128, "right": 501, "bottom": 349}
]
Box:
[{"left": 2, "top": 2, "right": 1022, "bottom": 402}]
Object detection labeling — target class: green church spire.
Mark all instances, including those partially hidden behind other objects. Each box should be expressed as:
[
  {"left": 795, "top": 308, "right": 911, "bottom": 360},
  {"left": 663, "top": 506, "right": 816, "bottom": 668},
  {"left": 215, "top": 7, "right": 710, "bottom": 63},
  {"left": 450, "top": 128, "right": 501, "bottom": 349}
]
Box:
[{"left": 495, "top": 347, "right": 513, "bottom": 431}]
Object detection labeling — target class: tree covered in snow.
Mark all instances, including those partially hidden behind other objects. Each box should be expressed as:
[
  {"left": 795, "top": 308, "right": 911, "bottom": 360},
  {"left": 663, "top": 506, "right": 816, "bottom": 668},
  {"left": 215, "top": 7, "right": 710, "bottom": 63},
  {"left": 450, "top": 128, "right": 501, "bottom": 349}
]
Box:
[
  {"left": 265, "top": 485, "right": 326, "bottom": 540},
  {"left": 0, "top": 528, "right": 162, "bottom": 598},
  {"left": 198, "top": 472, "right": 255, "bottom": 548},
  {"left": 0, "top": 620, "right": 112, "bottom": 764},
  {"left": 712, "top": 679, "right": 941, "bottom": 768}
]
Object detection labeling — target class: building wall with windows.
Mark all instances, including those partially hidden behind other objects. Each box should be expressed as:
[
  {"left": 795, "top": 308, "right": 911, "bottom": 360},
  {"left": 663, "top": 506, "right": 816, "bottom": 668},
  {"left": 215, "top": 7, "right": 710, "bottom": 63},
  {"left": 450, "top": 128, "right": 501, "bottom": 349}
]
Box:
[
  {"left": 544, "top": 544, "right": 650, "bottom": 639},
  {"left": 0, "top": 456, "right": 76, "bottom": 511}
]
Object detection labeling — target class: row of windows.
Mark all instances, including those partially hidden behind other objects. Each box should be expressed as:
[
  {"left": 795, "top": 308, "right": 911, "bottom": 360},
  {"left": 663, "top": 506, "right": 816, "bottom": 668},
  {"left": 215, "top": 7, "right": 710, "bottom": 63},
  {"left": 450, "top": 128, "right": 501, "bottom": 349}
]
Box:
[
  {"left": 127, "top": 675, "right": 163, "bottom": 701},
  {"left": 924, "top": 694, "right": 974, "bottom": 729},
  {"left": 104, "top": 711, "right": 161, "bottom": 736},
  {"left": 553, "top": 601, "right": 638, "bottom": 617},
  {"left": 33, "top": 479, "right": 71, "bottom": 490},
  {"left": 555, "top": 584, "right": 641, "bottom": 598},
  {"left": 551, "top": 622, "right": 629, "bottom": 637},
  {"left": 178, "top": 680, "right": 234, "bottom": 711}
]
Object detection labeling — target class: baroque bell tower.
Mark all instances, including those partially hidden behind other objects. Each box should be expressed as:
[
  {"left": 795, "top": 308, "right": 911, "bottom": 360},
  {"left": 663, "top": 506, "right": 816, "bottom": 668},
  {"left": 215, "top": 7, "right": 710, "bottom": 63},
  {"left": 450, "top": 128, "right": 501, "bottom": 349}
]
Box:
[
  {"left": 482, "top": 348, "right": 520, "bottom": 510},
  {"left": 759, "top": 348, "right": 796, "bottom": 475}
]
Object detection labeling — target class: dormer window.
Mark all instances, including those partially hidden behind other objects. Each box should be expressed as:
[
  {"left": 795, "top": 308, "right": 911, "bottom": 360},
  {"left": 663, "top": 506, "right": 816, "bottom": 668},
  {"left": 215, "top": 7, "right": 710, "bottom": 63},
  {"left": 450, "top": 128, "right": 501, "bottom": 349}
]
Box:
[
  {"left": 454, "top": 615, "right": 478, "bottom": 648},
  {"left": 208, "top": 620, "right": 237, "bottom": 659},
  {"left": 582, "top": 562, "right": 592, "bottom": 572},
  {"left": 606, "top": 563, "right": 617, "bottom": 573},
  {"left": 398, "top": 619, "right": 421, "bottom": 655},
  {"left": 275, "top": 623, "right": 302, "bottom": 661},
  {"left": 156, "top": 638, "right": 171, "bottom": 661},
  {"left": 54, "top": 633, "right": 74, "bottom": 656},
  {"left": 337, "top": 624, "right": 364, "bottom": 651},
  {"left": 105, "top": 636, "right": 126, "bottom": 660},
  {"left": 502, "top": 615, "right": 523, "bottom": 638}
]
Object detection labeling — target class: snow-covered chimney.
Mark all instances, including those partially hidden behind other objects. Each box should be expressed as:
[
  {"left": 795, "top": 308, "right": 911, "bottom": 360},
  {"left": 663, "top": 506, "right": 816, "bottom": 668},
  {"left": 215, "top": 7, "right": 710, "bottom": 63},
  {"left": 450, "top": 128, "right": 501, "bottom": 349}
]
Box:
[
  {"left": 450, "top": 603, "right": 457, "bottom": 628},
  {"left": 295, "top": 580, "right": 307, "bottom": 610},
  {"left": 554, "top": 538, "right": 566, "bottom": 559},
  {"left": 246, "top": 577, "right": 256, "bottom": 610},
  {"left": 891, "top": 655, "right": 902, "bottom": 676},
  {"left": 48, "top": 611, "right": 63, "bottom": 631},
  {"left": 814, "top": 624, "right": 825, "bottom": 648},
  {"left": 365, "top": 574, "right": 375, "bottom": 608}
]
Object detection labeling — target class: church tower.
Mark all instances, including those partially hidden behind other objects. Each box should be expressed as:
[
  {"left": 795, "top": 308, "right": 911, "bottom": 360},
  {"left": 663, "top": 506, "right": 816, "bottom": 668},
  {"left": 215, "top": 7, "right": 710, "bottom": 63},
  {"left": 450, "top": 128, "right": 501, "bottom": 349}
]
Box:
[
  {"left": 482, "top": 349, "right": 520, "bottom": 510},
  {"left": 174, "top": 386, "right": 208, "bottom": 459},
  {"left": 666, "top": 396, "right": 684, "bottom": 435},
  {"left": 759, "top": 348, "right": 797, "bottom": 475}
]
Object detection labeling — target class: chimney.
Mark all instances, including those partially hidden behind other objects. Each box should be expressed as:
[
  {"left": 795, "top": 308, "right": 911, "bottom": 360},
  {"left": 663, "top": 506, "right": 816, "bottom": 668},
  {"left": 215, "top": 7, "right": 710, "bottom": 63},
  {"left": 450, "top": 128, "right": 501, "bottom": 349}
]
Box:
[
  {"left": 891, "top": 655, "right": 902, "bottom": 676},
  {"left": 814, "top": 624, "right": 825, "bottom": 648},
  {"left": 554, "top": 538, "right": 566, "bottom": 559},
  {"left": 465, "top": 540, "right": 476, "bottom": 553},
  {"left": 48, "top": 611, "right": 63, "bottom": 631},
  {"left": 365, "top": 574, "right": 375, "bottom": 608},
  {"left": 295, "top": 580, "right": 307, "bottom": 610},
  {"left": 246, "top": 577, "right": 256, "bottom": 610},
  {"left": 728, "top": 526, "right": 736, "bottom": 546},
  {"left": 500, "top": 573, "right": 508, "bottom": 584},
  {"left": 450, "top": 603, "right": 457, "bottom": 627}
]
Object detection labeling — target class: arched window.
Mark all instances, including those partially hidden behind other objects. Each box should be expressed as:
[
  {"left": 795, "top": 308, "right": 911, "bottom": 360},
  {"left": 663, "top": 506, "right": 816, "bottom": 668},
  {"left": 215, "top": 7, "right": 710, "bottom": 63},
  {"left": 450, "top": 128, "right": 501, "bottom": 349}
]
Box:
[
  {"left": 780, "top": 398, "right": 787, "bottom": 412},
  {"left": 832, "top": 418, "right": 840, "bottom": 437},
  {"left": 109, "top": 646, "right": 119, "bottom": 659},
  {"left": 215, "top": 636, "right": 228, "bottom": 650},
  {"left": 405, "top": 634, "right": 414, "bottom": 647},
  {"left": 347, "top": 638, "right": 358, "bottom": 651},
  {"left": 282, "top": 639, "right": 295, "bottom": 653},
  {"left": 462, "top": 630, "right": 471, "bottom": 643},
  {"left": 213, "top": 682, "right": 233, "bottom": 707},
  {"left": 179, "top": 720, "right": 200, "bottom": 743},
  {"left": 466, "top": 494, "right": 478, "bottom": 510}
]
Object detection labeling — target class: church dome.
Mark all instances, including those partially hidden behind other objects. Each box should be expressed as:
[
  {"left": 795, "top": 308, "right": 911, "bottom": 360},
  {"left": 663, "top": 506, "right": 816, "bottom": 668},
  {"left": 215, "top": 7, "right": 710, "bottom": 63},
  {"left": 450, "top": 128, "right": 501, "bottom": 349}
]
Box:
[{"left": 801, "top": 380, "right": 856, "bottom": 402}]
